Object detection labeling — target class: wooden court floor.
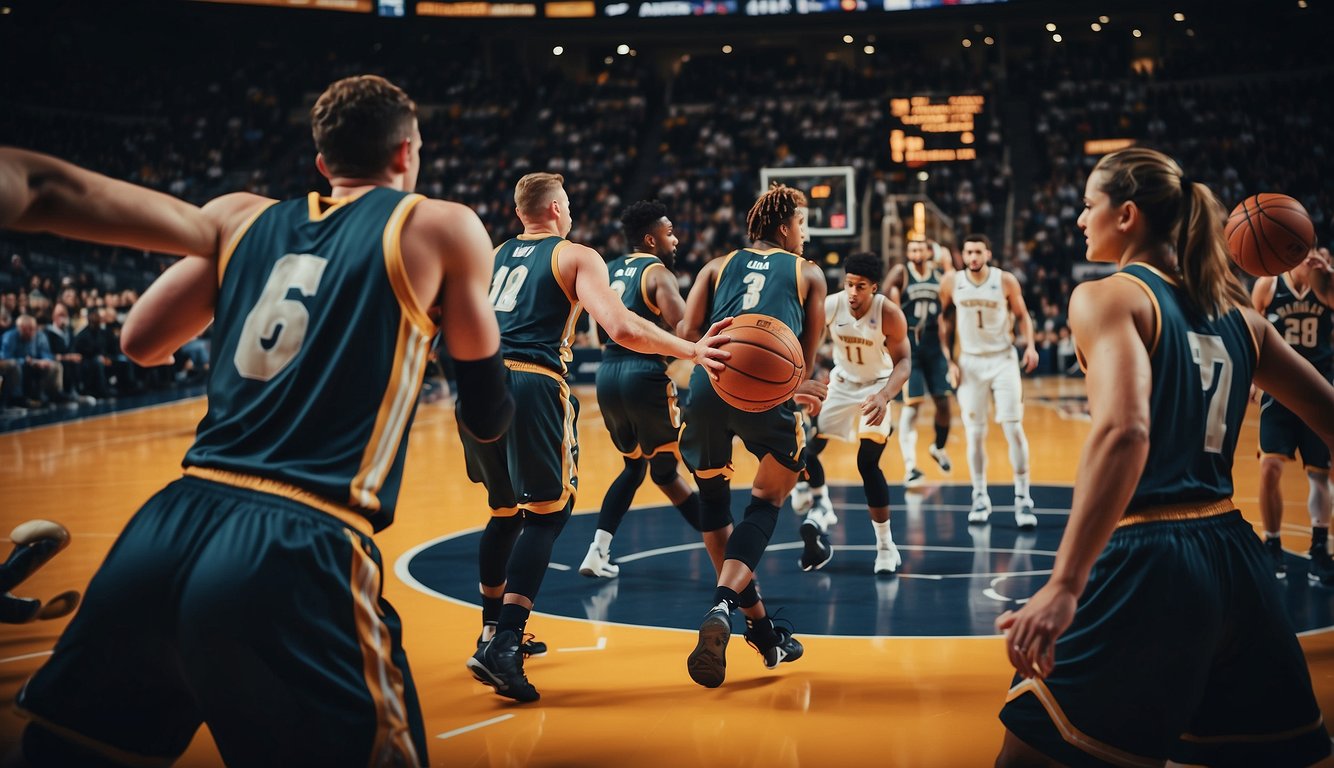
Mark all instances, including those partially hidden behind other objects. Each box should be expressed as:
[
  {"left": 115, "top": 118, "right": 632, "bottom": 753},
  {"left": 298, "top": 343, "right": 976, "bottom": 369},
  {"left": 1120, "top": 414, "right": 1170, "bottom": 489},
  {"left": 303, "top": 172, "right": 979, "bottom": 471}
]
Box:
[{"left": 2, "top": 376, "right": 1333, "bottom": 766}]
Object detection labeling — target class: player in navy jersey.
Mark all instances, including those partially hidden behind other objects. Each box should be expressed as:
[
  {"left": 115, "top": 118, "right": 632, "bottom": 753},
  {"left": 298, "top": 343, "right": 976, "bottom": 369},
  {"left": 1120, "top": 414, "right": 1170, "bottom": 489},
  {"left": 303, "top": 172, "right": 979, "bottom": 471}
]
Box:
[
  {"left": 1252, "top": 249, "right": 1334, "bottom": 583},
  {"left": 7, "top": 77, "right": 514, "bottom": 767},
  {"left": 462, "top": 175, "right": 730, "bottom": 703},
  {"left": 577, "top": 200, "right": 703, "bottom": 579},
  {"left": 995, "top": 147, "right": 1334, "bottom": 766},
  {"left": 678, "top": 183, "right": 828, "bottom": 688}
]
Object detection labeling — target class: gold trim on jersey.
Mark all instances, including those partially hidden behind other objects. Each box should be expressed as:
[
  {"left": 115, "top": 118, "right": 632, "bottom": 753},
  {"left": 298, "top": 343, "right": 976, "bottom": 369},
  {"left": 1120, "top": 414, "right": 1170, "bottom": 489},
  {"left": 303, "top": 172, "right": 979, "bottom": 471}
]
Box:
[
  {"left": 693, "top": 464, "right": 735, "bottom": 480},
  {"left": 857, "top": 430, "right": 890, "bottom": 444},
  {"left": 1111, "top": 272, "right": 1163, "bottom": 358},
  {"left": 907, "top": 261, "right": 937, "bottom": 282},
  {"left": 351, "top": 319, "right": 431, "bottom": 512},
  {"left": 1180, "top": 714, "right": 1327, "bottom": 745},
  {"left": 183, "top": 466, "right": 374, "bottom": 538},
  {"left": 641, "top": 262, "right": 667, "bottom": 317},
  {"left": 307, "top": 191, "right": 363, "bottom": 222},
  {"left": 1131, "top": 262, "right": 1179, "bottom": 285},
  {"left": 490, "top": 506, "right": 520, "bottom": 518},
  {"left": 217, "top": 200, "right": 278, "bottom": 285},
  {"left": 712, "top": 251, "right": 738, "bottom": 291},
  {"left": 502, "top": 364, "right": 578, "bottom": 515},
  {"left": 551, "top": 240, "right": 577, "bottom": 304},
  {"left": 1116, "top": 497, "right": 1234, "bottom": 528},
  {"left": 381, "top": 194, "right": 434, "bottom": 337},
  {"left": 346, "top": 529, "right": 421, "bottom": 766},
  {"left": 517, "top": 233, "right": 559, "bottom": 241},
  {"left": 1005, "top": 678, "right": 1162, "bottom": 768},
  {"left": 795, "top": 253, "right": 807, "bottom": 308},
  {"left": 12, "top": 707, "right": 174, "bottom": 768},
  {"left": 745, "top": 247, "right": 795, "bottom": 256}
]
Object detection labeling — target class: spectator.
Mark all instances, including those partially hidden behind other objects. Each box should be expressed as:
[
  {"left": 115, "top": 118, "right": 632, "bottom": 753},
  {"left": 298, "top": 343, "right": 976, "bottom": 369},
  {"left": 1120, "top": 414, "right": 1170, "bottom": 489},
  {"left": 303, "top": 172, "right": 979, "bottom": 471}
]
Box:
[{"left": 0, "top": 314, "right": 66, "bottom": 408}]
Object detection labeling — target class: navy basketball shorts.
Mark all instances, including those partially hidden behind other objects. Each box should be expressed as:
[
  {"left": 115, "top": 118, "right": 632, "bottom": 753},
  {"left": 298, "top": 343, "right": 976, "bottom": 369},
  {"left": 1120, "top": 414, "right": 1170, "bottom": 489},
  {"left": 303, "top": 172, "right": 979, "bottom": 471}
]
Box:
[
  {"left": 461, "top": 362, "right": 579, "bottom": 516},
  {"left": 903, "top": 334, "right": 952, "bottom": 403},
  {"left": 999, "top": 508, "right": 1329, "bottom": 767},
  {"left": 595, "top": 356, "right": 681, "bottom": 459},
  {"left": 679, "top": 364, "right": 806, "bottom": 480},
  {"left": 1259, "top": 393, "right": 1331, "bottom": 471},
  {"left": 17, "top": 474, "right": 426, "bottom": 767}
]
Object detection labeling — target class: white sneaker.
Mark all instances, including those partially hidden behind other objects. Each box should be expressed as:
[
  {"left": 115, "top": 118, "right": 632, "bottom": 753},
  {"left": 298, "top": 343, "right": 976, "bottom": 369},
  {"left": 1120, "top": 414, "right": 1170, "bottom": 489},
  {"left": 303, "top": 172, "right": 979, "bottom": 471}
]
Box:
[
  {"left": 812, "top": 493, "right": 837, "bottom": 528},
  {"left": 904, "top": 468, "right": 926, "bottom": 489},
  {"left": 578, "top": 542, "right": 620, "bottom": 578},
  {"left": 968, "top": 494, "right": 992, "bottom": 525},
  {"left": 874, "top": 543, "right": 902, "bottom": 575},
  {"left": 1014, "top": 497, "right": 1038, "bottom": 530},
  {"left": 790, "top": 481, "right": 813, "bottom": 515},
  {"left": 928, "top": 444, "right": 952, "bottom": 473}
]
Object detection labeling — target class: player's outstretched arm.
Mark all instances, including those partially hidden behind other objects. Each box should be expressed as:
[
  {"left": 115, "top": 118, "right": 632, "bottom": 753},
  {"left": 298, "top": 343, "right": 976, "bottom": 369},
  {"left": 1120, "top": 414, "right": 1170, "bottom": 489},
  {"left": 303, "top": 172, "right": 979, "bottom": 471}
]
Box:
[
  {"left": 996, "top": 278, "right": 1153, "bottom": 680},
  {"left": 1003, "top": 272, "right": 1039, "bottom": 372},
  {"left": 120, "top": 193, "right": 272, "bottom": 366},
  {"left": 572, "top": 243, "right": 728, "bottom": 373},
  {"left": 0, "top": 147, "right": 217, "bottom": 258}
]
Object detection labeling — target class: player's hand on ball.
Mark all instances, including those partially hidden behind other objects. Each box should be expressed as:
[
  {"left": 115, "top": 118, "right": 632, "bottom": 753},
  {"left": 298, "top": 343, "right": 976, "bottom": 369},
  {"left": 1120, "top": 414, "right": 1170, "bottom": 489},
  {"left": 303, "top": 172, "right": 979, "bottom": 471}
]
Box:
[
  {"left": 693, "top": 317, "right": 733, "bottom": 378},
  {"left": 860, "top": 391, "right": 890, "bottom": 426}
]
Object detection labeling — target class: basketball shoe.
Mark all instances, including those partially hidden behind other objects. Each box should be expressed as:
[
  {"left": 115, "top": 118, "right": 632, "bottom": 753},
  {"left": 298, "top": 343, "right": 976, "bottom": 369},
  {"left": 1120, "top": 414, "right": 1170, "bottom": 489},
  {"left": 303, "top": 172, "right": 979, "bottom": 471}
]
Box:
[
  {"left": 687, "top": 601, "right": 732, "bottom": 688},
  {"left": 929, "top": 444, "right": 952, "bottom": 473},
  {"left": 790, "top": 481, "right": 813, "bottom": 516},
  {"left": 968, "top": 493, "right": 992, "bottom": 525},
  {"left": 874, "top": 542, "right": 902, "bottom": 575},
  {"left": 1310, "top": 546, "right": 1334, "bottom": 587},
  {"left": 1266, "top": 537, "right": 1287, "bottom": 580},
  {"left": 467, "top": 629, "right": 540, "bottom": 702},
  {"left": 578, "top": 541, "right": 619, "bottom": 579},
  {"left": 799, "top": 518, "right": 833, "bottom": 571},
  {"left": 905, "top": 468, "right": 926, "bottom": 489},
  {"left": 744, "top": 615, "right": 804, "bottom": 670},
  {"left": 1014, "top": 496, "right": 1037, "bottom": 530},
  {"left": 477, "top": 625, "right": 547, "bottom": 657}
]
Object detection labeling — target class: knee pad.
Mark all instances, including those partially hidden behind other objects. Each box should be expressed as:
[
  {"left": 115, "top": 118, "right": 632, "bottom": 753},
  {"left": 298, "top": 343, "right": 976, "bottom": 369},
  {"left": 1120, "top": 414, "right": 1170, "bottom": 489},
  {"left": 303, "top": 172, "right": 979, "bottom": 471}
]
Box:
[
  {"left": 622, "top": 456, "right": 649, "bottom": 484},
  {"left": 857, "top": 440, "right": 890, "bottom": 507},
  {"left": 696, "top": 475, "right": 733, "bottom": 532},
  {"left": 648, "top": 453, "right": 678, "bottom": 487},
  {"left": 726, "top": 500, "right": 780, "bottom": 571}
]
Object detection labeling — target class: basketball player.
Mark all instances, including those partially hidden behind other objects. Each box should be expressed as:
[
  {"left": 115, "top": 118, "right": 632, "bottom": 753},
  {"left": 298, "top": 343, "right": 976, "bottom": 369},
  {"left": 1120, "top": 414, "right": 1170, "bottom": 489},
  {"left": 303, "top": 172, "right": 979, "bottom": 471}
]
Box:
[
  {"left": 678, "top": 183, "right": 828, "bottom": 688},
  {"left": 790, "top": 251, "right": 911, "bottom": 573},
  {"left": 577, "top": 200, "right": 703, "bottom": 579},
  {"left": 9, "top": 76, "right": 514, "bottom": 766},
  {"left": 462, "top": 174, "right": 729, "bottom": 703},
  {"left": 1253, "top": 248, "right": 1334, "bottom": 583},
  {"left": 996, "top": 148, "right": 1333, "bottom": 766},
  {"left": 884, "top": 238, "right": 955, "bottom": 489},
  {"left": 938, "top": 234, "right": 1040, "bottom": 529}
]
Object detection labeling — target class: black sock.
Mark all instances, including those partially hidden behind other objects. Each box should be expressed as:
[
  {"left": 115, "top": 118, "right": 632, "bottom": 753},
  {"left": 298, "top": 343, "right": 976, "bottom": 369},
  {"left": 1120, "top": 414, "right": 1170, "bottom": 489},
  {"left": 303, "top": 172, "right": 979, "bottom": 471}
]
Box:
[
  {"left": 712, "top": 586, "right": 740, "bottom": 611},
  {"left": 482, "top": 595, "right": 502, "bottom": 625},
  {"left": 1314, "top": 526, "right": 1329, "bottom": 553},
  {"left": 934, "top": 423, "right": 949, "bottom": 450},
  {"left": 497, "top": 603, "right": 531, "bottom": 636},
  {"left": 676, "top": 492, "right": 703, "bottom": 532},
  {"left": 746, "top": 615, "right": 779, "bottom": 646}
]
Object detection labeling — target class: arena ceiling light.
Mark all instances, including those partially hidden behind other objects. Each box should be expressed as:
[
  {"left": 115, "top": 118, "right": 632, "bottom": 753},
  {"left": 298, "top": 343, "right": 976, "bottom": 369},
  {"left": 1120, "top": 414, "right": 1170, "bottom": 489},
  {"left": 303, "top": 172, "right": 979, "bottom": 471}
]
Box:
[
  {"left": 1099, "top": 14, "right": 1109, "bottom": 23},
  {"left": 552, "top": 46, "right": 564, "bottom": 55},
  {"left": 1052, "top": 33, "right": 1062, "bottom": 42},
  {"left": 843, "top": 34, "right": 854, "bottom": 43},
  {"left": 863, "top": 44, "right": 875, "bottom": 54},
  {"left": 1044, "top": 22, "right": 1056, "bottom": 31},
  {"left": 1091, "top": 22, "right": 1101, "bottom": 31},
  {"left": 721, "top": 44, "right": 733, "bottom": 53},
  {"left": 616, "top": 43, "right": 630, "bottom": 55},
  {"left": 1172, "top": 11, "right": 1185, "bottom": 21},
  {"left": 984, "top": 36, "right": 995, "bottom": 45},
  {"left": 1132, "top": 28, "right": 1142, "bottom": 37},
  {"left": 961, "top": 38, "right": 972, "bottom": 47}
]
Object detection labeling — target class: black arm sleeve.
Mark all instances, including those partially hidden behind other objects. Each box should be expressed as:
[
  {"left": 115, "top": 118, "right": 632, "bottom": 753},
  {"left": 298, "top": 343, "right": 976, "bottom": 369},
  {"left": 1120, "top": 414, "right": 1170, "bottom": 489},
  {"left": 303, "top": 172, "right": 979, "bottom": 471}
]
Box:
[{"left": 453, "top": 351, "right": 514, "bottom": 443}]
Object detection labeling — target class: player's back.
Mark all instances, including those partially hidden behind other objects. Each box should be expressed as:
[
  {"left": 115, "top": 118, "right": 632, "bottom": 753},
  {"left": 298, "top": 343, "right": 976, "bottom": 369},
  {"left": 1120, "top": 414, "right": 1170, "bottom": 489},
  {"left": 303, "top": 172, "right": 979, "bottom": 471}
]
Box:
[
  {"left": 827, "top": 291, "right": 892, "bottom": 383},
  {"left": 904, "top": 263, "right": 943, "bottom": 338},
  {"left": 185, "top": 188, "right": 434, "bottom": 530},
  {"left": 1264, "top": 274, "right": 1333, "bottom": 375},
  {"left": 601, "top": 252, "right": 670, "bottom": 364},
  {"left": 492, "top": 234, "right": 583, "bottom": 374},
  {"left": 710, "top": 247, "right": 805, "bottom": 336},
  {"left": 1119, "top": 263, "right": 1256, "bottom": 511}
]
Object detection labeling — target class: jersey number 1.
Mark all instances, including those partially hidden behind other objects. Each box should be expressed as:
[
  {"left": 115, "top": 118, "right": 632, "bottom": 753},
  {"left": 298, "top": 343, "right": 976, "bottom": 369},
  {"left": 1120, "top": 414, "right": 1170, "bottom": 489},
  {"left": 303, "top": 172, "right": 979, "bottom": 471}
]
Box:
[{"left": 234, "top": 253, "right": 329, "bottom": 382}]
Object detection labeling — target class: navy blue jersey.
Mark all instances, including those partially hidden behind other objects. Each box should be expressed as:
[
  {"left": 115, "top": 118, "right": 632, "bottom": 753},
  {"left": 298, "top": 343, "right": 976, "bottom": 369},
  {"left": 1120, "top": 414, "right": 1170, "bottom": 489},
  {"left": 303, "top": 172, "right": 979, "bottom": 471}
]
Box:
[
  {"left": 709, "top": 247, "right": 806, "bottom": 338},
  {"left": 185, "top": 188, "right": 436, "bottom": 531},
  {"left": 903, "top": 262, "right": 944, "bottom": 343},
  {"left": 491, "top": 234, "right": 584, "bottom": 374},
  {"left": 1118, "top": 264, "right": 1256, "bottom": 511},
  {"left": 601, "top": 252, "right": 671, "bottom": 363},
  {"left": 1264, "top": 274, "right": 1333, "bottom": 376}
]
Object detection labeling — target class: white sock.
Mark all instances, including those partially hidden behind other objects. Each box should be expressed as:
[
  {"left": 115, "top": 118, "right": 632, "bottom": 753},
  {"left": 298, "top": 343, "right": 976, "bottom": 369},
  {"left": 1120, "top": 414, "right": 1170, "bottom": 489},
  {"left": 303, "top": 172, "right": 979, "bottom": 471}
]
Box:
[
  {"left": 594, "top": 529, "right": 613, "bottom": 553},
  {"left": 899, "top": 405, "right": 918, "bottom": 473},
  {"left": 872, "top": 519, "right": 893, "bottom": 549},
  {"left": 811, "top": 484, "right": 826, "bottom": 501},
  {"left": 1265, "top": 531, "right": 1282, "bottom": 541},
  {"left": 1002, "top": 421, "right": 1030, "bottom": 489},
  {"left": 1014, "top": 471, "right": 1031, "bottom": 501},
  {"left": 966, "top": 423, "right": 987, "bottom": 497},
  {"left": 1308, "top": 473, "right": 1331, "bottom": 528}
]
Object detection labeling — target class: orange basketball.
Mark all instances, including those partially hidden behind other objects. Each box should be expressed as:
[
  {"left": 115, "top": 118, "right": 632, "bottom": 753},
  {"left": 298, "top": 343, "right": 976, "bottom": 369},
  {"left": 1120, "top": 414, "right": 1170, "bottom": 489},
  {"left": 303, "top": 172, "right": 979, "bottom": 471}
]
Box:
[
  {"left": 709, "top": 313, "right": 805, "bottom": 412},
  {"left": 1225, "top": 193, "right": 1315, "bottom": 277}
]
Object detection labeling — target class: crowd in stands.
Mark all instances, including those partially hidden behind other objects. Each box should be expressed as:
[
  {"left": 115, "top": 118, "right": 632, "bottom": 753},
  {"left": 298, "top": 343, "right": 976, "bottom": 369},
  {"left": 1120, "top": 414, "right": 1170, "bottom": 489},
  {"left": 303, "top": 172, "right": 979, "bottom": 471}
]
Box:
[{"left": 2, "top": 3, "right": 1332, "bottom": 415}]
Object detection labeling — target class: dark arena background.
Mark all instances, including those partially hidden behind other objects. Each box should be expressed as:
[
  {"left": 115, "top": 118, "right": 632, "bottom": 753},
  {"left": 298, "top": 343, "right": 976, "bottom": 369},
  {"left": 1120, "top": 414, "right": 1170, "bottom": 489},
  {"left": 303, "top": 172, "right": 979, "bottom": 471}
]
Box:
[{"left": 2, "top": 0, "right": 1334, "bottom": 765}]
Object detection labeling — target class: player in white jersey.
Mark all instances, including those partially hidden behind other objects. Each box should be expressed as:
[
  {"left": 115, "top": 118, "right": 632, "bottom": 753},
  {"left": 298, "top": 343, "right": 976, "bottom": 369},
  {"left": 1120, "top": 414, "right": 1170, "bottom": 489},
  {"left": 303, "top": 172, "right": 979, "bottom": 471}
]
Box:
[
  {"left": 938, "top": 234, "right": 1039, "bottom": 528},
  {"left": 791, "top": 252, "right": 912, "bottom": 573}
]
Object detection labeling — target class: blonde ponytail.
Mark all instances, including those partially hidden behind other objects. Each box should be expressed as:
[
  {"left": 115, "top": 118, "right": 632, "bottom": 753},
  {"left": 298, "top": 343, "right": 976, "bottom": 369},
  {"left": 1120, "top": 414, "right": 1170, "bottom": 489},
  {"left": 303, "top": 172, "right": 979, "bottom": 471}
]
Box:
[{"left": 1178, "top": 181, "right": 1249, "bottom": 318}]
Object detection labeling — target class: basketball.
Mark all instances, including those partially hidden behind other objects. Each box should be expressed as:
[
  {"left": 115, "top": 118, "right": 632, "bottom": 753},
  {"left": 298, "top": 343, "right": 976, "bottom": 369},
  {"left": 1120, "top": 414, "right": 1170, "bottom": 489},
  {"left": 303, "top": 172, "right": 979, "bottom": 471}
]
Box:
[
  {"left": 709, "top": 313, "right": 805, "bottom": 412},
  {"left": 1225, "top": 193, "right": 1315, "bottom": 277}
]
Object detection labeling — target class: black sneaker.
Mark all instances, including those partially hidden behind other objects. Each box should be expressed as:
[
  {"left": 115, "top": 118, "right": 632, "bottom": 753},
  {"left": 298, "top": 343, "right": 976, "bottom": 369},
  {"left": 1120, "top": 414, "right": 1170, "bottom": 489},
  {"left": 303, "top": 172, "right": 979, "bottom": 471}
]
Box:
[
  {"left": 466, "top": 629, "right": 540, "bottom": 702},
  {"left": 745, "top": 616, "right": 804, "bottom": 670},
  {"left": 798, "top": 520, "right": 833, "bottom": 572},
  {"left": 1310, "top": 548, "right": 1334, "bottom": 587},
  {"left": 1266, "top": 537, "right": 1287, "bottom": 580},
  {"left": 476, "top": 627, "right": 547, "bottom": 657},
  {"left": 687, "top": 602, "right": 732, "bottom": 688}
]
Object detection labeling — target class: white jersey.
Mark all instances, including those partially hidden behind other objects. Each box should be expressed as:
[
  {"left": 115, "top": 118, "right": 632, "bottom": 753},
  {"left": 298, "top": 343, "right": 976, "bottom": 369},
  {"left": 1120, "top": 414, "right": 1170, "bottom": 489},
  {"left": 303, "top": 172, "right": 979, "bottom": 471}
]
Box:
[
  {"left": 953, "top": 267, "right": 1013, "bottom": 355},
  {"left": 825, "top": 291, "right": 893, "bottom": 385}
]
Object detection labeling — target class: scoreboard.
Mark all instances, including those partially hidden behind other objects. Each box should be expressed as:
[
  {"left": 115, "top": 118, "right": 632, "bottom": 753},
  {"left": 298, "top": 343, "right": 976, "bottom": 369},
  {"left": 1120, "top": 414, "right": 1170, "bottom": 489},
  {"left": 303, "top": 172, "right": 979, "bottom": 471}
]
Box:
[
  {"left": 192, "top": 0, "right": 1001, "bottom": 16},
  {"left": 888, "top": 94, "right": 984, "bottom": 165}
]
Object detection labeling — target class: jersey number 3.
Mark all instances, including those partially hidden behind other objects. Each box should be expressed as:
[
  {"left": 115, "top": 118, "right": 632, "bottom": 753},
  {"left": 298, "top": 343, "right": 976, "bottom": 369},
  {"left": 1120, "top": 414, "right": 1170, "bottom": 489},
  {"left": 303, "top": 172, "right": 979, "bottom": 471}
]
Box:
[{"left": 235, "top": 253, "right": 329, "bottom": 382}]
